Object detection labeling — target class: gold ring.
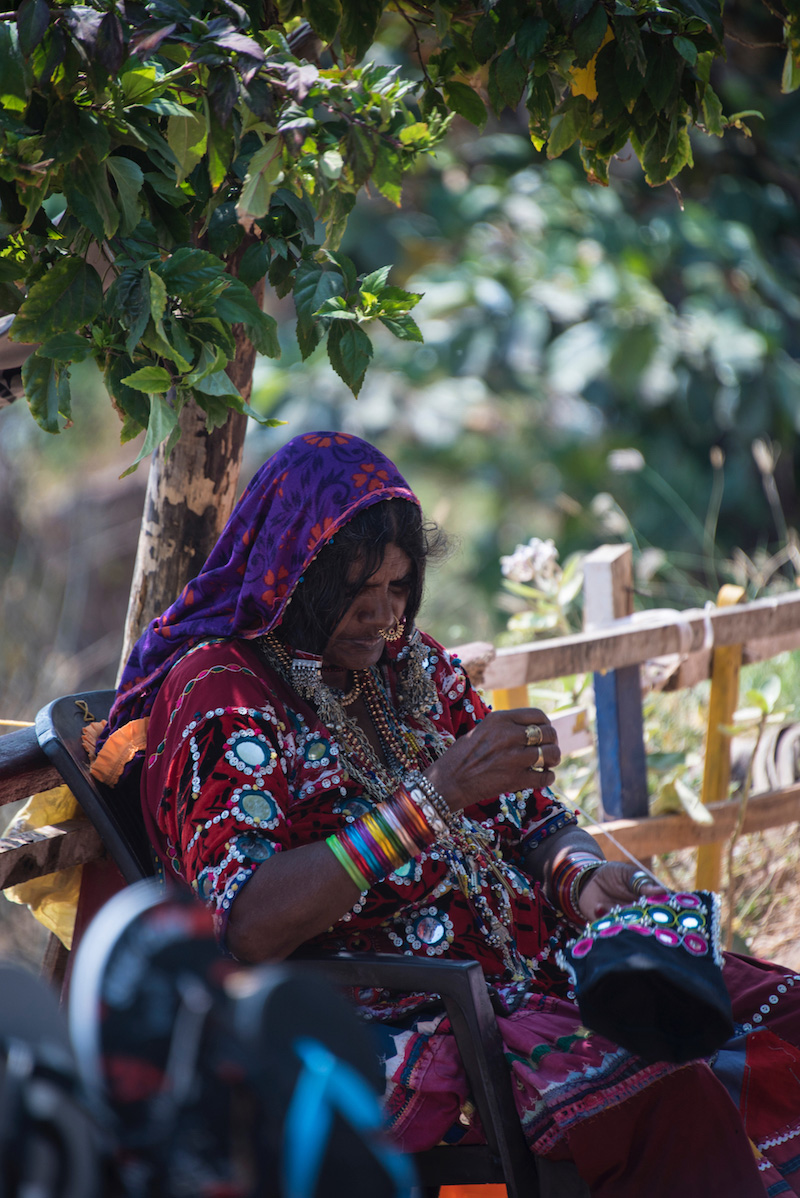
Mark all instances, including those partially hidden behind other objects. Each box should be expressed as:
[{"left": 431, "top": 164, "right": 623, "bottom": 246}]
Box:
[
  {"left": 524, "top": 724, "right": 544, "bottom": 748},
  {"left": 528, "top": 746, "right": 543, "bottom": 769}
]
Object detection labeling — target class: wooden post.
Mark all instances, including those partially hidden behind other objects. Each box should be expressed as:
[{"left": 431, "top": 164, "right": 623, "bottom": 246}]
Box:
[
  {"left": 695, "top": 585, "right": 746, "bottom": 890},
  {"left": 583, "top": 546, "right": 648, "bottom": 820},
  {"left": 491, "top": 685, "right": 529, "bottom": 711}
]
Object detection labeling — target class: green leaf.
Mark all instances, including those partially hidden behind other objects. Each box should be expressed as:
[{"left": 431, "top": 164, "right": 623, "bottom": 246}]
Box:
[
  {"left": 95, "top": 10, "right": 125, "bottom": 74},
  {"left": 782, "top": 48, "right": 800, "bottom": 94},
  {"left": 372, "top": 145, "right": 403, "bottom": 205},
  {"left": 184, "top": 343, "right": 224, "bottom": 387},
  {"left": 644, "top": 45, "right": 679, "bottom": 114},
  {"left": 671, "top": 0, "right": 723, "bottom": 43},
  {"left": 326, "top": 320, "right": 372, "bottom": 396},
  {"left": 157, "top": 247, "right": 226, "bottom": 297},
  {"left": 293, "top": 259, "right": 345, "bottom": 359},
  {"left": 701, "top": 84, "right": 724, "bottom": 135},
  {"left": 237, "top": 241, "right": 270, "bottom": 288},
  {"left": 106, "top": 269, "right": 151, "bottom": 357},
  {"left": 674, "top": 35, "right": 698, "bottom": 65},
  {"left": 167, "top": 111, "right": 208, "bottom": 185},
  {"left": 141, "top": 325, "right": 191, "bottom": 374},
  {"left": 472, "top": 12, "right": 497, "bottom": 65},
  {"left": 572, "top": 4, "right": 608, "bottom": 67},
  {"left": 121, "top": 365, "right": 173, "bottom": 392},
  {"left": 107, "top": 157, "right": 144, "bottom": 235},
  {"left": 594, "top": 39, "right": 624, "bottom": 121},
  {"left": 344, "top": 123, "right": 376, "bottom": 186},
  {"left": 105, "top": 352, "right": 149, "bottom": 428},
  {"left": 38, "top": 332, "right": 93, "bottom": 362},
  {"left": 0, "top": 282, "right": 24, "bottom": 313},
  {"left": 494, "top": 46, "right": 527, "bottom": 111},
  {"left": 516, "top": 15, "right": 548, "bottom": 64},
  {"left": 274, "top": 188, "right": 316, "bottom": 239},
  {"left": 64, "top": 159, "right": 119, "bottom": 240},
  {"left": 615, "top": 15, "right": 647, "bottom": 74},
  {"left": 547, "top": 97, "right": 590, "bottom": 159},
  {"left": 236, "top": 137, "right": 283, "bottom": 226},
  {"left": 149, "top": 268, "right": 168, "bottom": 325},
  {"left": 121, "top": 394, "right": 180, "bottom": 476},
  {"left": 21, "top": 353, "right": 70, "bottom": 432},
  {"left": 306, "top": 0, "right": 341, "bottom": 43},
  {"left": 193, "top": 368, "right": 241, "bottom": 398},
  {"left": 205, "top": 100, "right": 233, "bottom": 192},
  {"left": 339, "top": 0, "right": 382, "bottom": 60},
  {"left": 214, "top": 277, "right": 280, "bottom": 357},
  {"left": 379, "top": 312, "right": 423, "bottom": 341},
  {"left": 0, "top": 24, "right": 29, "bottom": 112},
  {"left": 443, "top": 81, "right": 487, "bottom": 128},
  {"left": 614, "top": 43, "right": 645, "bottom": 111},
  {"left": 17, "top": 0, "right": 51, "bottom": 58},
  {"left": 12, "top": 258, "right": 103, "bottom": 343}
]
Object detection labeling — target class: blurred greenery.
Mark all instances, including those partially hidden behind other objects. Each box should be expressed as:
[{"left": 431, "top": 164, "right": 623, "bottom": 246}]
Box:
[{"left": 1, "top": 0, "right": 799, "bottom": 660}]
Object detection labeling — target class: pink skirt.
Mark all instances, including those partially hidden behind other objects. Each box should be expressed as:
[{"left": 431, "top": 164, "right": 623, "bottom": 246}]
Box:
[{"left": 383, "top": 953, "right": 800, "bottom": 1197}]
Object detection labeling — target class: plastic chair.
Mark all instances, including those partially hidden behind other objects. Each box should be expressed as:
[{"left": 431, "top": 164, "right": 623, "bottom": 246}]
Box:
[
  {"left": 35, "top": 690, "right": 155, "bottom": 884},
  {"left": 35, "top": 690, "right": 589, "bottom": 1198}
]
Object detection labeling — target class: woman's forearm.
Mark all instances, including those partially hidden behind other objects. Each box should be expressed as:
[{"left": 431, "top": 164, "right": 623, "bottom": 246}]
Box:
[
  {"left": 225, "top": 840, "right": 362, "bottom": 963},
  {"left": 522, "top": 824, "right": 605, "bottom": 899}
]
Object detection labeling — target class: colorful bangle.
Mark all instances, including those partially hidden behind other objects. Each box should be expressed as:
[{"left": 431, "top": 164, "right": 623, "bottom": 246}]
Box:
[
  {"left": 406, "top": 772, "right": 454, "bottom": 829},
  {"left": 550, "top": 851, "right": 604, "bottom": 925},
  {"left": 326, "top": 785, "right": 439, "bottom": 891}
]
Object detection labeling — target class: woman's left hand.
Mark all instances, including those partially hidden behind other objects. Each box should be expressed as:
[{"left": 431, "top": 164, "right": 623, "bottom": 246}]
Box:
[{"left": 577, "top": 862, "right": 667, "bottom": 924}]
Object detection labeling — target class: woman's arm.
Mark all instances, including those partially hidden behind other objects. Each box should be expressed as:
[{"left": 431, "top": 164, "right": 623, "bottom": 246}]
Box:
[
  {"left": 225, "top": 840, "right": 362, "bottom": 962},
  {"left": 523, "top": 822, "right": 664, "bottom": 923}
]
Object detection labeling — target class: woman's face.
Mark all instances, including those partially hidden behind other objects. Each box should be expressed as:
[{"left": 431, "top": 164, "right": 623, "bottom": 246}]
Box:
[{"left": 322, "top": 543, "right": 413, "bottom": 672}]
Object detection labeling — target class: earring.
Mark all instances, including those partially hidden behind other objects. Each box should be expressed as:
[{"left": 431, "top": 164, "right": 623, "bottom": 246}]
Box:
[
  {"left": 379, "top": 617, "right": 406, "bottom": 643},
  {"left": 397, "top": 627, "right": 438, "bottom": 717}
]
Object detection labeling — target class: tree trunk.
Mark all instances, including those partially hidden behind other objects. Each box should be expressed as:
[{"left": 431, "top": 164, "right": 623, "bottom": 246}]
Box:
[{"left": 118, "top": 283, "right": 264, "bottom": 673}]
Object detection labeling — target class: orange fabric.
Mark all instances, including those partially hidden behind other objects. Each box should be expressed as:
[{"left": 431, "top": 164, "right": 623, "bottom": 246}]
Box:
[
  {"left": 87, "top": 718, "right": 149, "bottom": 786},
  {"left": 440, "top": 1189, "right": 507, "bottom": 1197}
]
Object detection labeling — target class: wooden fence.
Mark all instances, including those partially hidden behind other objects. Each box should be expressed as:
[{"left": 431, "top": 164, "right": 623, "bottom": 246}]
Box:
[{"left": 2, "top": 544, "right": 800, "bottom": 900}]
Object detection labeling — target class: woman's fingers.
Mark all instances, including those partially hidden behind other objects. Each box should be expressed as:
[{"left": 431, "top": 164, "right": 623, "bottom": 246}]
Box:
[
  {"left": 577, "top": 862, "right": 670, "bottom": 923},
  {"left": 427, "top": 707, "right": 562, "bottom": 811}
]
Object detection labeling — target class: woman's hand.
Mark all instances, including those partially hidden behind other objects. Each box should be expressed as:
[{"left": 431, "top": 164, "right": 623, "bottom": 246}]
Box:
[
  {"left": 577, "top": 862, "right": 666, "bottom": 924},
  {"left": 424, "top": 708, "right": 561, "bottom": 814}
]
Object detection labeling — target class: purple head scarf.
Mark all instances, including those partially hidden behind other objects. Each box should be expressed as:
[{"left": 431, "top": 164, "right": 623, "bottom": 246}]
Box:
[{"left": 104, "top": 431, "right": 418, "bottom": 739}]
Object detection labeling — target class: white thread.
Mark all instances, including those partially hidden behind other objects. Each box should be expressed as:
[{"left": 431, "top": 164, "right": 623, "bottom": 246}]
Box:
[{"left": 550, "top": 788, "right": 662, "bottom": 885}]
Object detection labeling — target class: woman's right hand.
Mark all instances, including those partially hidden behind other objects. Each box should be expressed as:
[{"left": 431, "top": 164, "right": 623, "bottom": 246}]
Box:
[{"left": 423, "top": 708, "right": 561, "bottom": 814}]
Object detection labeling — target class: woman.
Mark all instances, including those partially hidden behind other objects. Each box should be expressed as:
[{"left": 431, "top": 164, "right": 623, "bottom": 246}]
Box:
[{"left": 97, "top": 431, "right": 800, "bottom": 1197}]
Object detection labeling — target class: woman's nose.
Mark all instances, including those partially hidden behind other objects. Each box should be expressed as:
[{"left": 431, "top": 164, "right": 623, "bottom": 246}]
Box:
[{"left": 363, "top": 588, "right": 394, "bottom": 626}]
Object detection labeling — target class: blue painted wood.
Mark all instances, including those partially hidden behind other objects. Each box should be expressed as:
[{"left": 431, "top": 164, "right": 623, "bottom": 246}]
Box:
[{"left": 593, "top": 665, "right": 649, "bottom": 820}]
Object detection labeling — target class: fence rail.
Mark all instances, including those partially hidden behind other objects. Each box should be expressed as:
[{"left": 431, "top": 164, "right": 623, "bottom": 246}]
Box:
[{"left": 2, "top": 555, "right": 800, "bottom": 901}]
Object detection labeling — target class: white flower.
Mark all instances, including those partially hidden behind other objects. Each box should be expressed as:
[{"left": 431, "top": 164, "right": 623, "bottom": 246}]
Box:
[{"left": 500, "top": 537, "right": 562, "bottom": 588}]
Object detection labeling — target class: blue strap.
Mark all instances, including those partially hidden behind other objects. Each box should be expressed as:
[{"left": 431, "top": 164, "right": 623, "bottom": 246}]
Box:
[{"left": 283, "top": 1036, "right": 416, "bottom": 1198}]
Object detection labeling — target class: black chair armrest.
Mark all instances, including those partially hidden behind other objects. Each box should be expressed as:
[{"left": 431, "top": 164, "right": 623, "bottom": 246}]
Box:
[
  {"left": 35, "top": 691, "right": 154, "bottom": 884},
  {"left": 294, "top": 952, "right": 538, "bottom": 1193}
]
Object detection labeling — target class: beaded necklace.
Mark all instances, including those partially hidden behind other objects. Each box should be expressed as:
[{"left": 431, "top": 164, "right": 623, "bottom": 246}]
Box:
[{"left": 255, "top": 632, "right": 540, "bottom": 981}]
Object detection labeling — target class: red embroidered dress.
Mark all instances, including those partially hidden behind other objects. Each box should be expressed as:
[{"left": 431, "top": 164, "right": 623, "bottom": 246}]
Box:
[
  {"left": 144, "top": 636, "right": 800, "bottom": 1196},
  {"left": 101, "top": 432, "right": 800, "bottom": 1197},
  {"left": 144, "top": 633, "right": 576, "bottom": 1008}
]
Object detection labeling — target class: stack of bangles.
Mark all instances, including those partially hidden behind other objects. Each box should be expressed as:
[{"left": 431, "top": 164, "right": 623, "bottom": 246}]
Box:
[
  {"left": 326, "top": 780, "right": 451, "bottom": 892},
  {"left": 549, "top": 851, "right": 605, "bottom": 925}
]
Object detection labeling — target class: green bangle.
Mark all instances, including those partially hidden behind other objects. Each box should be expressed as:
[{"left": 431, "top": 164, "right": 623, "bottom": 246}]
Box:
[{"left": 326, "top": 832, "right": 370, "bottom": 891}]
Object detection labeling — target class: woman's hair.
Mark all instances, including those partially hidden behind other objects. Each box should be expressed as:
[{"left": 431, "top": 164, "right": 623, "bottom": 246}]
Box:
[{"left": 277, "top": 499, "right": 448, "bottom": 655}]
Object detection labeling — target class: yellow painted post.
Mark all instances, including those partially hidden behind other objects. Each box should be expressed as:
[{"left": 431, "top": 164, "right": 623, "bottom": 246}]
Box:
[
  {"left": 695, "top": 584, "right": 747, "bottom": 891},
  {"left": 490, "top": 685, "right": 530, "bottom": 711}
]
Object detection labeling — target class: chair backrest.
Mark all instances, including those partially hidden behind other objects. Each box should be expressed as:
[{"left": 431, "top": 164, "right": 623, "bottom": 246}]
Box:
[{"left": 35, "top": 691, "right": 155, "bottom": 884}]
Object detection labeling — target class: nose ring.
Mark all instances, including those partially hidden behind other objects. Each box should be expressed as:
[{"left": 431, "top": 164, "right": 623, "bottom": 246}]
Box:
[{"left": 379, "top": 618, "right": 406, "bottom": 643}]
